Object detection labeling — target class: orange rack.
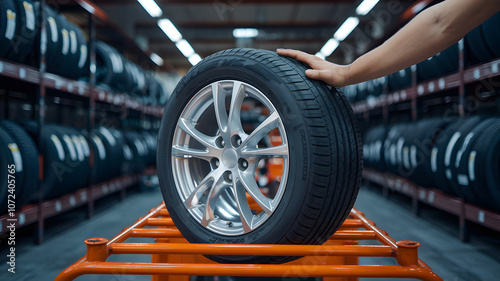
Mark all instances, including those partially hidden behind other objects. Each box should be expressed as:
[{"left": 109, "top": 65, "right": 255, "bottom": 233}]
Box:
[{"left": 56, "top": 203, "right": 443, "bottom": 281}]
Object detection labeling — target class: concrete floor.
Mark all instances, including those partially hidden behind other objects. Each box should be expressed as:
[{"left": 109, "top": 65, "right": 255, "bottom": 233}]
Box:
[{"left": 1, "top": 185, "right": 499, "bottom": 281}]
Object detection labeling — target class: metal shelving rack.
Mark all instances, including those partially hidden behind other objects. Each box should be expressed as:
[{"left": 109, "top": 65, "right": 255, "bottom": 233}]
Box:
[
  {"left": 352, "top": 39, "right": 500, "bottom": 241},
  {"left": 55, "top": 203, "right": 443, "bottom": 281},
  {"left": 0, "top": 0, "right": 164, "bottom": 242}
]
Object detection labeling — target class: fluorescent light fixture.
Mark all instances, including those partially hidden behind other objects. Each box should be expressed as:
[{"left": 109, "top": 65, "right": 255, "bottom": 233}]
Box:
[
  {"left": 356, "top": 0, "right": 379, "bottom": 16},
  {"left": 320, "top": 38, "right": 340, "bottom": 57},
  {"left": 176, "top": 39, "right": 195, "bottom": 57},
  {"left": 158, "top": 19, "right": 182, "bottom": 42},
  {"left": 150, "top": 53, "right": 164, "bottom": 66},
  {"left": 333, "top": 17, "right": 360, "bottom": 41},
  {"left": 137, "top": 0, "right": 162, "bottom": 17},
  {"left": 188, "top": 53, "right": 202, "bottom": 66},
  {"left": 233, "top": 28, "right": 259, "bottom": 38},
  {"left": 315, "top": 52, "right": 325, "bottom": 60}
]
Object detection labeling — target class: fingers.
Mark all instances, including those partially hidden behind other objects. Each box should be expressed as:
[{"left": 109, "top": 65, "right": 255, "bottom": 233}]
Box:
[
  {"left": 305, "top": 69, "right": 331, "bottom": 83},
  {"left": 277, "top": 48, "right": 317, "bottom": 65}
]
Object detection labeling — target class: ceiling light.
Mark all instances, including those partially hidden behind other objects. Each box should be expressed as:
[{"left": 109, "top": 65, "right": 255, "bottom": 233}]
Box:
[
  {"left": 137, "top": 0, "right": 162, "bottom": 17},
  {"left": 176, "top": 39, "right": 195, "bottom": 57},
  {"left": 150, "top": 53, "right": 164, "bottom": 66},
  {"left": 333, "top": 17, "right": 360, "bottom": 41},
  {"left": 356, "top": 0, "right": 379, "bottom": 16},
  {"left": 158, "top": 19, "right": 182, "bottom": 42},
  {"left": 320, "top": 39, "right": 340, "bottom": 57},
  {"left": 315, "top": 52, "right": 325, "bottom": 60},
  {"left": 188, "top": 54, "right": 202, "bottom": 66},
  {"left": 233, "top": 28, "right": 259, "bottom": 38}
]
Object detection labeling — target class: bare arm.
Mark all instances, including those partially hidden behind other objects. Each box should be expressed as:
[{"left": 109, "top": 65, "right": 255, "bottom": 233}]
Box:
[{"left": 277, "top": 0, "right": 500, "bottom": 87}]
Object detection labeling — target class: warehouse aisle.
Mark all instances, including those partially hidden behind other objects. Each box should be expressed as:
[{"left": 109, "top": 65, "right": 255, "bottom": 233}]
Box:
[
  {"left": 2, "top": 186, "right": 499, "bottom": 281},
  {"left": 355, "top": 187, "right": 500, "bottom": 281}
]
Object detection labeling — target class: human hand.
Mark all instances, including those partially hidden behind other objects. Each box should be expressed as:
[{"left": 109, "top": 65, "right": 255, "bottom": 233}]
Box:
[{"left": 276, "top": 49, "right": 351, "bottom": 87}]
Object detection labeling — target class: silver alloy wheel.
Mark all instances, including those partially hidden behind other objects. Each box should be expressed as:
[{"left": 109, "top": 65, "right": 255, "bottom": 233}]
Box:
[{"left": 171, "top": 80, "right": 289, "bottom": 236}]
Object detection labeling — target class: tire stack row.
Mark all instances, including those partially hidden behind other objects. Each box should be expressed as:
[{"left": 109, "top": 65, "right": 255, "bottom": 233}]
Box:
[
  {"left": 95, "top": 41, "right": 169, "bottom": 106},
  {"left": 363, "top": 116, "right": 500, "bottom": 211},
  {"left": 0, "top": 120, "right": 157, "bottom": 213},
  {"left": 343, "top": 13, "right": 500, "bottom": 104},
  {"left": 0, "top": 2, "right": 169, "bottom": 105},
  {"left": 0, "top": 0, "right": 89, "bottom": 79}
]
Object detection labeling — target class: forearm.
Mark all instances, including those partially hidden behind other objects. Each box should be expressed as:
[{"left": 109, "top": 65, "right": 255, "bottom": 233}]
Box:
[{"left": 346, "top": 0, "right": 500, "bottom": 85}]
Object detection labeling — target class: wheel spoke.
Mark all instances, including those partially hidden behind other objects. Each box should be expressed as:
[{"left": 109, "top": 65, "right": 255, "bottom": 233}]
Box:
[
  {"left": 178, "top": 118, "right": 217, "bottom": 149},
  {"left": 232, "top": 179, "right": 254, "bottom": 233},
  {"left": 172, "top": 146, "right": 216, "bottom": 162},
  {"left": 228, "top": 81, "right": 246, "bottom": 135},
  {"left": 211, "top": 82, "right": 229, "bottom": 138},
  {"left": 242, "top": 144, "right": 288, "bottom": 158},
  {"left": 201, "top": 176, "right": 227, "bottom": 227},
  {"left": 241, "top": 111, "right": 280, "bottom": 148},
  {"left": 239, "top": 171, "right": 274, "bottom": 214},
  {"left": 184, "top": 169, "right": 222, "bottom": 209}
]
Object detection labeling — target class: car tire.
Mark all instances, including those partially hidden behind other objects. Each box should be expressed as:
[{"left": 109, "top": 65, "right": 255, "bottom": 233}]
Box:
[{"left": 157, "top": 48, "right": 362, "bottom": 264}]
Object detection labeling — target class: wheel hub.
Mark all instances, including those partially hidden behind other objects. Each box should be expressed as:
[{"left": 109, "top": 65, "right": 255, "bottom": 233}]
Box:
[{"left": 221, "top": 148, "right": 238, "bottom": 169}]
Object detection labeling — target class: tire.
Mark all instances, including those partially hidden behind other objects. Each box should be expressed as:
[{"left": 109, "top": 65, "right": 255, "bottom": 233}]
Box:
[
  {"left": 388, "top": 68, "right": 412, "bottom": 92},
  {"left": 482, "top": 13, "right": 500, "bottom": 58},
  {"left": 406, "top": 118, "right": 450, "bottom": 188},
  {"left": 0, "top": 120, "right": 39, "bottom": 209},
  {"left": 0, "top": 127, "right": 16, "bottom": 213},
  {"left": 157, "top": 48, "right": 362, "bottom": 264},
  {"left": 5, "top": 0, "right": 38, "bottom": 63},
  {"left": 454, "top": 117, "right": 500, "bottom": 210},
  {"left": 363, "top": 125, "right": 387, "bottom": 171},
  {"left": 0, "top": 0, "right": 16, "bottom": 58},
  {"left": 43, "top": 5, "right": 63, "bottom": 74},
  {"left": 465, "top": 25, "right": 495, "bottom": 65}
]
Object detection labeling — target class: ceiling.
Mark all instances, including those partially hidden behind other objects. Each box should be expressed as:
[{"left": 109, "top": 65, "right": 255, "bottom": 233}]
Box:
[{"left": 72, "top": 0, "right": 418, "bottom": 71}]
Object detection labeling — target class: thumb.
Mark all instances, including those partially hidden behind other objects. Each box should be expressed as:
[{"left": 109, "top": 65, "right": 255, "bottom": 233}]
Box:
[{"left": 305, "top": 69, "right": 329, "bottom": 81}]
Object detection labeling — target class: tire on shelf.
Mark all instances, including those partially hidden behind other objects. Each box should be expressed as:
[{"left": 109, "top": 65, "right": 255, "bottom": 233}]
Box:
[
  {"left": 482, "top": 13, "right": 500, "bottom": 58},
  {"left": 465, "top": 25, "right": 496, "bottom": 65},
  {"left": 125, "top": 131, "right": 148, "bottom": 173},
  {"left": 0, "top": 120, "right": 39, "bottom": 209},
  {"left": 95, "top": 41, "right": 126, "bottom": 91},
  {"left": 43, "top": 5, "right": 63, "bottom": 74},
  {"left": 453, "top": 117, "right": 500, "bottom": 210},
  {"left": 23, "top": 122, "right": 68, "bottom": 200},
  {"left": 0, "top": 0, "right": 17, "bottom": 58},
  {"left": 429, "top": 118, "right": 466, "bottom": 195},
  {"left": 363, "top": 125, "right": 387, "bottom": 171},
  {"left": 445, "top": 115, "right": 485, "bottom": 200},
  {"left": 6, "top": 0, "right": 38, "bottom": 64},
  {"left": 0, "top": 127, "right": 17, "bottom": 213},
  {"left": 88, "top": 131, "right": 109, "bottom": 184},
  {"left": 157, "top": 48, "right": 362, "bottom": 264},
  {"left": 405, "top": 118, "right": 450, "bottom": 188}
]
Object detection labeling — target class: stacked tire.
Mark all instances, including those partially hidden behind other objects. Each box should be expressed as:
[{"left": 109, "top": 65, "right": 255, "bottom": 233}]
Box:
[
  {"left": 1, "top": 0, "right": 38, "bottom": 64},
  {"left": 363, "top": 116, "right": 500, "bottom": 211},
  {"left": 95, "top": 41, "right": 169, "bottom": 106},
  {"left": 0, "top": 120, "right": 39, "bottom": 213}
]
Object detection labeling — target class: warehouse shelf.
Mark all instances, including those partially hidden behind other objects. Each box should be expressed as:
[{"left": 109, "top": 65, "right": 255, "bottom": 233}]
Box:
[
  {"left": 55, "top": 203, "right": 443, "bottom": 281},
  {"left": 352, "top": 58, "right": 500, "bottom": 114},
  {"left": 0, "top": 58, "right": 164, "bottom": 117},
  {"left": 0, "top": 166, "right": 157, "bottom": 235},
  {"left": 363, "top": 168, "right": 500, "bottom": 242}
]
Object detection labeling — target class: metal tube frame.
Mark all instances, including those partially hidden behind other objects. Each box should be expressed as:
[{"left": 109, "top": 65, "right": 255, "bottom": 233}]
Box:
[{"left": 56, "top": 203, "right": 443, "bottom": 281}]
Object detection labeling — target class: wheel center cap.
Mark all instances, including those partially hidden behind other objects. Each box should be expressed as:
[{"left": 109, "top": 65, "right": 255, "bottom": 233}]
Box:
[{"left": 222, "top": 149, "right": 238, "bottom": 168}]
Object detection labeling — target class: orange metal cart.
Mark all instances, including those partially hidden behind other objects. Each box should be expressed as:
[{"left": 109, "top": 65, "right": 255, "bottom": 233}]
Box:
[{"left": 56, "top": 203, "right": 443, "bottom": 281}]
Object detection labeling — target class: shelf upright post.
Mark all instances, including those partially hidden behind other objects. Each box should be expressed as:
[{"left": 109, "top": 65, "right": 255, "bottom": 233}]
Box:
[
  {"left": 382, "top": 78, "right": 389, "bottom": 123},
  {"left": 458, "top": 39, "right": 465, "bottom": 116},
  {"left": 409, "top": 64, "right": 421, "bottom": 216},
  {"left": 120, "top": 98, "right": 127, "bottom": 202},
  {"left": 87, "top": 13, "right": 96, "bottom": 218},
  {"left": 35, "top": 0, "right": 47, "bottom": 244}
]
